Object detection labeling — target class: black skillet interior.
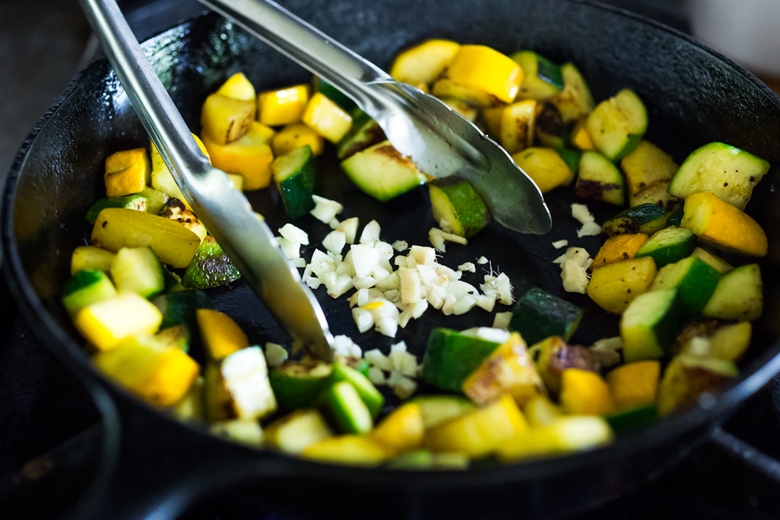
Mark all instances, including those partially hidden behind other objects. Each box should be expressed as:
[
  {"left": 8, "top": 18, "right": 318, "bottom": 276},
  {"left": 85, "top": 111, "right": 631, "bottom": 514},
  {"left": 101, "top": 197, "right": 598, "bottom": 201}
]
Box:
[{"left": 3, "top": 1, "right": 780, "bottom": 518}]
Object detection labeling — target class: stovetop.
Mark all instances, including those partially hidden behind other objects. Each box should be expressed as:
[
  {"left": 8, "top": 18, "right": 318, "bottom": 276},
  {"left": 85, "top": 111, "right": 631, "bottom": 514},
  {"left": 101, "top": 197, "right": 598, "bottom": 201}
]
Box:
[{"left": 3, "top": 0, "right": 780, "bottom": 518}]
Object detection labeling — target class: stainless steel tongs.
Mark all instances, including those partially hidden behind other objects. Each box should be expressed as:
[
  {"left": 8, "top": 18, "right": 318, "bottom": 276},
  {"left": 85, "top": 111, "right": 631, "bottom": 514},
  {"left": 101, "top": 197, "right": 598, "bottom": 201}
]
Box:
[
  {"left": 78, "top": 0, "right": 335, "bottom": 361},
  {"left": 199, "top": 0, "right": 552, "bottom": 235}
]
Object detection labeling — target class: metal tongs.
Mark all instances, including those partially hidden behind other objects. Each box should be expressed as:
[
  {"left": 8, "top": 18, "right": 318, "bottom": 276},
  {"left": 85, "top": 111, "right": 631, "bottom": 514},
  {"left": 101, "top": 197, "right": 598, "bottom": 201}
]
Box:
[
  {"left": 78, "top": 0, "right": 335, "bottom": 361},
  {"left": 199, "top": 0, "right": 552, "bottom": 235}
]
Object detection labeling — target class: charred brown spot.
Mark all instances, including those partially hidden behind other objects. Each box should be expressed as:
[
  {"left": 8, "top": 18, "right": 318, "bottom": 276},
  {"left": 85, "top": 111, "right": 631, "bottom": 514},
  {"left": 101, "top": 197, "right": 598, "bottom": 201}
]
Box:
[{"left": 536, "top": 102, "right": 565, "bottom": 136}]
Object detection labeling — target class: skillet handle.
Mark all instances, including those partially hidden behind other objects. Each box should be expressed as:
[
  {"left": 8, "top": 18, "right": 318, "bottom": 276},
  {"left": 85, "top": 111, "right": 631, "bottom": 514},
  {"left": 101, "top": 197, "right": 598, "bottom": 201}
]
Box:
[{"left": 69, "top": 391, "right": 292, "bottom": 520}]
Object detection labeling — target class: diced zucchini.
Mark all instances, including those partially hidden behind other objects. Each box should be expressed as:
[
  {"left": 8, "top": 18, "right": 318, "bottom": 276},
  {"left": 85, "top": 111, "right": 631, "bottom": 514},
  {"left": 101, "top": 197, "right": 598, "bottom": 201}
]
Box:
[
  {"left": 690, "top": 247, "right": 733, "bottom": 274},
  {"left": 497, "top": 416, "right": 613, "bottom": 462},
  {"left": 86, "top": 194, "right": 148, "bottom": 225},
  {"left": 91, "top": 207, "right": 200, "bottom": 269},
  {"left": 680, "top": 191, "right": 768, "bottom": 257},
  {"left": 301, "top": 435, "right": 388, "bottom": 466},
  {"left": 328, "top": 362, "right": 384, "bottom": 418},
  {"left": 139, "top": 186, "right": 170, "bottom": 215},
  {"left": 62, "top": 269, "right": 117, "bottom": 316},
  {"left": 318, "top": 380, "right": 373, "bottom": 434},
  {"left": 511, "top": 50, "right": 564, "bottom": 100},
  {"left": 511, "top": 146, "right": 574, "bottom": 193},
  {"left": 650, "top": 256, "right": 720, "bottom": 317},
  {"left": 657, "top": 354, "right": 737, "bottom": 415},
  {"left": 271, "top": 144, "right": 317, "bottom": 219},
  {"left": 701, "top": 263, "right": 762, "bottom": 321},
  {"left": 509, "top": 287, "right": 583, "bottom": 345},
  {"left": 528, "top": 336, "right": 599, "bottom": 395},
  {"left": 428, "top": 176, "right": 490, "bottom": 238},
  {"left": 424, "top": 395, "right": 528, "bottom": 459},
  {"left": 523, "top": 394, "right": 563, "bottom": 426},
  {"left": 408, "top": 395, "right": 476, "bottom": 429},
  {"left": 340, "top": 140, "right": 427, "bottom": 202},
  {"left": 182, "top": 236, "right": 241, "bottom": 289},
  {"left": 462, "top": 332, "right": 545, "bottom": 407},
  {"left": 258, "top": 84, "right": 310, "bottom": 127},
  {"left": 209, "top": 420, "right": 264, "bottom": 448},
  {"left": 196, "top": 308, "right": 249, "bottom": 361},
  {"left": 312, "top": 76, "right": 356, "bottom": 112},
  {"left": 668, "top": 142, "right": 770, "bottom": 211},
  {"left": 159, "top": 198, "right": 208, "bottom": 242},
  {"left": 154, "top": 324, "right": 190, "bottom": 352},
  {"left": 264, "top": 408, "right": 334, "bottom": 454},
  {"left": 302, "top": 92, "right": 353, "bottom": 144},
  {"left": 604, "top": 403, "right": 658, "bottom": 434},
  {"left": 601, "top": 203, "right": 667, "bottom": 237},
  {"left": 200, "top": 93, "right": 255, "bottom": 145},
  {"left": 385, "top": 450, "right": 470, "bottom": 470},
  {"left": 220, "top": 346, "right": 277, "bottom": 421},
  {"left": 558, "top": 368, "right": 615, "bottom": 415},
  {"left": 591, "top": 233, "right": 649, "bottom": 270},
  {"left": 269, "top": 360, "right": 333, "bottom": 411},
  {"left": 74, "top": 292, "right": 164, "bottom": 351},
  {"left": 679, "top": 320, "right": 753, "bottom": 362},
  {"left": 432, "top": 45, "right": 523, "bottom": 107},
  {"left": 587, "top": 256, "right": 657, "bottom": 314},
  {"left": 585, "top": 88, "right": 647, "bottom": 161},
  {"left": 620, "top": 288, "right": 682, "bottom": 362},
  {"left": 93, "top": 333, "right": 199, "bottom": 407},
  {"left": 336, "top": 110, "right": 385, "bottom": 159},
  {"left": 619, "top": 140, "right": 679, "bottom": 208},
  {"left": 500, "top": 99, "right": 537, "bottom": 153},
  {"left": 153, "top": 289, "right": 210, "bottom": 330},
  {"left": 371, "top": 403, "right": 425, "bottom": 453},
  {"left": 422, "top": 327, "right": 502, "bottom": 392},
  {"left": 575, "top": 150, "right": 625, "bottom": 205},
  {"left": 549, "top": 62, "right": 595, "bottom": 124},
  {"left": 635, "top": 226, "right": 696, "bottom": 268},
  {"left": 535, "top": 102, "right": 567, "bottom": 149},
  {"left": 71, "top": 245, "right": 116, "bottom": 275},
  {"left": 112, "top": 249, "right": 163, "bottom": 301},
  {"left": 389, "top": 39, "right": 461, "bottom": 87},
  {"left": 216, "top": 72, "right": 256, "bottom": 102},
  {"left": 103, "top": 148, "right": 150, "bottom": 198}
]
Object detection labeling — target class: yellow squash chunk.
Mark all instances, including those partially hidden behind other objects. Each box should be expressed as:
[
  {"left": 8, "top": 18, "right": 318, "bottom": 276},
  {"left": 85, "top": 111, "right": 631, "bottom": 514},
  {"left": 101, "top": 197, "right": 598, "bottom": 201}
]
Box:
[
  {"left": 424, "top": 395, "right": 529, "bottom": 459},
  {"left": 559, "top": 368, "right": 615, "bottom": 416},
  {"left": 71, "top": 245, "right": 116, "bottom": 274},
  {"left": 264, "top": 408, "right": 334, "bottom": 454},
  {"left": 93, "top": 333, "right": 199, "bottom": 407},
  {"left": 271, "top": 122, "right": 325, "bottom": 157},
  {"left": 371, "top": 402, "right": 425, "bottom": 453},
  {"left": 586, "top": 256, "right": 657, "bottom": 314},
  {"left": 150, "top": 135, "right": 210, "bottom": 207},
  {"left": 201, "top": 93, "right": 256, "bottom": 145},
  {"left": 74, "top": 292, "right": 163, "bottom": 351},
  {"left": 301, "top": 435, "right": 389, "bottom": 466},
  {"left": 606, "top": 360, "right": 660, "bottom": 409},
  {"left": 91, "top": 207, "right": 200, "bottom": 269},
  {"left": 433, "top": 45, "right": 523, "bottom": 107},
  {"left": 681, "top": 191, "right": 767, "bottom": 257},
  {"left": 570, "top": 119, "right": 596, "bottom": 151},
  {"left": 209, "top": 420, "right": 264, "bottom": 447},
  {"left": 216, "top": 72, "right": 256, "bottom": 102},
  {"left": 591, "top": 233, "right": 650, "bottom": 270},
  {"left": 390, "top": 39, "right": 461, "bottom": 86},
  {"left": 497, "top": 416, "right": 613, "bottom": 462},
  {"left": 657, "top": 354, "right": 737, "bottom": 415},
  {"left": 258, "top": 84, "right": 310, "bottom": 127},
  {"left": 301, "top": 92, "right": 353, "bottom": 144},
  {"left": 104, "top": 148, "right": 150, "bottom": 198},
  {"left": 479, "top": 105, "right": 506, "bottom": 139},
  {"left": 500, "top": 99, "right": 537, "bottom": 154},
  {"left": 202, "top": 124, "right": 275, "bottom": 190},
  {"left": 196, "top": 308, "right": 249, "bottom": 361},
  {"left": 512, "top": 147, "right": 573, "bottom": 194},
  {"left": 522, "top": 394, "right": 562, "bottom": 427},
  {"left": 462, "top": 332, "right": 545, "bottom": 408}
]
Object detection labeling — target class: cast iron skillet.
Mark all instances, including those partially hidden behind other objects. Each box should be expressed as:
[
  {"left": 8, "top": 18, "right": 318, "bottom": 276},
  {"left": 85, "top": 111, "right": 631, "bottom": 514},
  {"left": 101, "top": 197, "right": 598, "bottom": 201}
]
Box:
[{"left": 3, "top": 1, "right": 780, "bottom": 518}]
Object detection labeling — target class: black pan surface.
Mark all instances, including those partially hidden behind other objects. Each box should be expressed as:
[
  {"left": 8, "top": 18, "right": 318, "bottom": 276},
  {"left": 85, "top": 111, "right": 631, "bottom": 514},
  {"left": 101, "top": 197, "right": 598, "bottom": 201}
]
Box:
[{"left": 3, "top": 1, "right": 780, "bottom": 519}]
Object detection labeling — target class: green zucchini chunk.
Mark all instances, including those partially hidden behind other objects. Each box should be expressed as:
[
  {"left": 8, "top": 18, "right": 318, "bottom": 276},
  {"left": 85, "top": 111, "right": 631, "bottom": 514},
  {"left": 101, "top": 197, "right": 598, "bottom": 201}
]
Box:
[
  {"left": 575, "top": 150, "right": 625, "bottom": 205},
  {"left": 152, "top": 289, "right": 211, "bottom": 330},
  {"left": 635, "top": 226, "right": 696, "bottom": 268},
  {"left": 602, "top": 203, "right": 667, "bottom": 237},
  {"left": 182, "top": 236, "right": 241, "bottom": 290},
  {"left": 272, "top": 144, "right": 317, "bottom": 219},
  {"left": 409, "top": 394, "right": 477, "bottom": 429},
  {"left": 86, "top": 194, "right": 148, "bottom": 225},
  {"left": 62, "top": 269, "right": 117, "bottom": 315},
  {"left": 621, "top": 288, "right": 682, "bottom": 362},
  {"left": 701, "top": 263, "right": 762, "bottom": 321},
  {"left": 269, "top": 360, "right": 334, "bottom": 411},
  {"left": 428, "top": 176, "right": 490, "bottom": 238},
  {"left": 605, "top": 403, "right": 658, "bottom": 434},
  {"left": 650, "top": 256, "right": 720, "bottom": 317},
  {"left": 336, "top": 109, "right": 385, "bottom": 159},
  {"left": 585, "top": 88, "right": 647, "bottom": 161},
  {"left": 549, "top": 62, "right": 595, "bottom": 124},
  {"left": 110, "top": 246, "right": 165, "bottom": 298},
  {"left": 318, "top": 380, "right": 373, "bottom": 434},
  {"left": 509, "top": 287, "right": 583, "bottom": 345},
  {"left": 422, "top": 328, "right": 502, "bottom": 393},
  {"left": 668, "top": 142, "right": 770, "bottom": 211},
  {"left": 328, "top": 362, "right": 385, "bottom": 418},
  {"left": 511, "top": 50, "right": 564, "bottom": 100},
  {"left": 340, "top": 140, "right": 427, "bottom": 202}
]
